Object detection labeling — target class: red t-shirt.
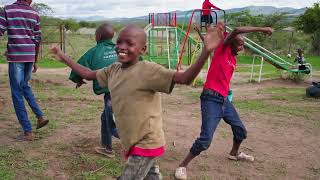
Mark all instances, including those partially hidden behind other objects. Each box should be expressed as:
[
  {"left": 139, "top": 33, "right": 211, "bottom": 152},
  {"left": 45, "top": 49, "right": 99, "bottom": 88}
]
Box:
[
  {"left": 204, "top": 33, "right": 236, "bottom": 97},
  {"left": 125, "top": 146, "right": 165, "bottom": 159},
  {"left": 202, "top": 0, "right": 221, "bottom": 15}
]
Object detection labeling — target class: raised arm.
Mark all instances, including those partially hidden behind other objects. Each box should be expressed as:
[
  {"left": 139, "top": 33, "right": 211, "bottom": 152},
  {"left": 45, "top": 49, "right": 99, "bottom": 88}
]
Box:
[
  {"left": 208, "top": 1, "right": 221, "bottom": 10},
  {"left": 174, "top": 22, "right": 225, "bottom": 84},
  {"left": 224, "top": 26, "right": 273, "bottom": 46},
  {"left": 50, "top": 46, "right": 97, "bottom": 80}
]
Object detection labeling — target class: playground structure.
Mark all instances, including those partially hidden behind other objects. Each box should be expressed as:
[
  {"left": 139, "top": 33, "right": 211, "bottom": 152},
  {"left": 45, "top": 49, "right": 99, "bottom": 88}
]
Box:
[
  {"left": 145, "top": 12, "right": 202, "bottom": 70},
  {"left": 145, "top": 9, "right": 312, "bottom": 82}
]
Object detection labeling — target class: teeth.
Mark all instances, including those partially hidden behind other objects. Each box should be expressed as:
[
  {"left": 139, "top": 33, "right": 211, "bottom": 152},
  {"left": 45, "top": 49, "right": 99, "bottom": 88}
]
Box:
[{"left": 119, "top": 52, "right": 127, "bottom": 56}]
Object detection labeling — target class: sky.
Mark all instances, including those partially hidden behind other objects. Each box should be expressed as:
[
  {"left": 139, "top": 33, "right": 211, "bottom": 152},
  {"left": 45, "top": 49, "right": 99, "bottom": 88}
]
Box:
[{"left": 0, "top": 0, "right": 318, "bottom": 18}]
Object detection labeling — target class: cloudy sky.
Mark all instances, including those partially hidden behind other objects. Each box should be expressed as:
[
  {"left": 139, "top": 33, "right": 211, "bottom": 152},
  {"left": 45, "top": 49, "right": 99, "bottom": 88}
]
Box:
[{"left": 0, "top": 0, "right": 318, "bottom": 18}]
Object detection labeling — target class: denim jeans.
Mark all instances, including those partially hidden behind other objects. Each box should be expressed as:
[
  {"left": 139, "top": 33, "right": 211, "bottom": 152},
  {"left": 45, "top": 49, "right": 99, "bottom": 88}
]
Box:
[
  {"left": 8, "top": 62, "right": 43, "bottom": 133},
  {"left": 190, "top": 89, "right": 247, "bottom": 156},
  {"left": 101, "top": 93, "right": 119, "bottom": 149}
]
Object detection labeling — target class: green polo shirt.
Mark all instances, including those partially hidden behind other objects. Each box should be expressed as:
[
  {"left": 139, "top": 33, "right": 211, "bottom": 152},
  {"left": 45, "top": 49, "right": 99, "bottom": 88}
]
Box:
[{"left": 69, "top": 40, "right": 117, "bottom": 95}]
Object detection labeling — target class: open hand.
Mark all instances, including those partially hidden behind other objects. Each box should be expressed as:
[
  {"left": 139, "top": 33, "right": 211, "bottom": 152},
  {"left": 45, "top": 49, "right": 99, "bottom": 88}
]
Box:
[
  {"left": 203, "top": 21, "right": 225, "bottom": 52},
  {"left": 49, "top": 46, "right": 65, "bottom": 63}
]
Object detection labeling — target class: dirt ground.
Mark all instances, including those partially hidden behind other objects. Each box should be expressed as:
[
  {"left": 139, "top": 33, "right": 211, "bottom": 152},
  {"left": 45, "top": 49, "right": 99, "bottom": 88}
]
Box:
[{"left": 0, "top": 64, "right": 320, "bottom": 180}]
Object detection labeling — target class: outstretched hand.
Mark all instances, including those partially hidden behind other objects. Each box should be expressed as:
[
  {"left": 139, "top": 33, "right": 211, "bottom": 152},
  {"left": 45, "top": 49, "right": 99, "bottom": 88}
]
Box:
[
  {"left": 203, "top": 21, "right": 225, "bottom": 52},
  {"left": 49, "top": 46, "right": 66, "bottom": 63},
  {"left": 263, "top": 27, "right": 273, "bottom": 36},
  {"left": 76, "top": 79, "right": 86, "bottom": 88}
]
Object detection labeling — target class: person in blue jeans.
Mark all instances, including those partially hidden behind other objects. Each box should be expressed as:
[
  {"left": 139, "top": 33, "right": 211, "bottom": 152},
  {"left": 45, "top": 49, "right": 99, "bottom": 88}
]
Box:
[
  {"left": 1, "top": 0, "right": 49, "bottom": 141},
  {"left": 175, "top": 25, "right": 273, "bottom": 179},
  {"left": 69, "top": 23, "right": 119, "bottom": 157}
]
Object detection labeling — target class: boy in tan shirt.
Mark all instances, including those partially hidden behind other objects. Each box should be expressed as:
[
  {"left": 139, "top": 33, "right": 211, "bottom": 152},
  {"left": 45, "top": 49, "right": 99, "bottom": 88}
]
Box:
[{"left": 50, "top": 23, "right": 224, "bottom": 179}]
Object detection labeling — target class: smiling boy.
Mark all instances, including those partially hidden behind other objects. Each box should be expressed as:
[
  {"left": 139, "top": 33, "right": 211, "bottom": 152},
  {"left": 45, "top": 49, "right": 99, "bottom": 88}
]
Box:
[{"left": 50, "top": 23, "right": 224, "bottom": 179}]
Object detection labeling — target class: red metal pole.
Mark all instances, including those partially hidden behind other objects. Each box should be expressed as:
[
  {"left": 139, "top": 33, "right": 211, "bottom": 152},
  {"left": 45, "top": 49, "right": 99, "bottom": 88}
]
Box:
[{"left": 176, "top": 10, "right": 198, "bottom": 71}]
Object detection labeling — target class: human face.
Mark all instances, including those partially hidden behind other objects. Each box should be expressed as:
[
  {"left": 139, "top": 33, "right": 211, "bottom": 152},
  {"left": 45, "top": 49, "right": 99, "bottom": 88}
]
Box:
[
  {"left": 115, "top": 28, "right": 146, "bottom": 65},
  {"left": 231, "top": 35, "right": 244, "bottom": 55}
]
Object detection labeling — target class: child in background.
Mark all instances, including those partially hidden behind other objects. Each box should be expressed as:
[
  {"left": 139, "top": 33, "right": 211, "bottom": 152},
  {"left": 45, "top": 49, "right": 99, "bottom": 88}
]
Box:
[
  {"left": 50, "top": 23, "right": 224, "bottom": 179},
  {"left": 69, "top": 23, "right": 119, "bottom": 158}
]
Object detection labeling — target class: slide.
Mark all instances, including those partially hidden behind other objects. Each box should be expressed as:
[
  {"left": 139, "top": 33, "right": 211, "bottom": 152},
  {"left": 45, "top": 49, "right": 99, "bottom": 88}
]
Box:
[{"left": 226, "top": 26, "right": 311, "bottom": 74}]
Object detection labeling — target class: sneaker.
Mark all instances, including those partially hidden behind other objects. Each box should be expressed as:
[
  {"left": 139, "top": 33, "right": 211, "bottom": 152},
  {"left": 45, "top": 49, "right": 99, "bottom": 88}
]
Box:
[
  {"left": 95, "top": 147, "right": 115, "bottom": 158},
  {"left": 228, "top": 152, "right": 254, "bottom": 162},
  {"left": 175, "top": 167, "right": 187, "bottom": 180}
]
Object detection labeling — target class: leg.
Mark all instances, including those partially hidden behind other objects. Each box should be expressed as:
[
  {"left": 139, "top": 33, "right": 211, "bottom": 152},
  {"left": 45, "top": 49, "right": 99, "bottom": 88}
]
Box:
[
  {"left": 23, "top": 62, "right": 43, "bottom": 119},
  {"left": 144, "top": 161, "right": 162, "bottom": 180},
  {"left": 100, "top": 93, "right": 113, "bottom": 150},
  {"left": 180, "top": 94, "right": 223, "bottom": 167},
  {"left": 222, "top": 99, "right": 247, "bottom": 156},
  {"left": 8, "top": 62, "right": 32, "bottom": 133},
  {"left": 118, "top": 156, "right": 155, "bottom": 180}
]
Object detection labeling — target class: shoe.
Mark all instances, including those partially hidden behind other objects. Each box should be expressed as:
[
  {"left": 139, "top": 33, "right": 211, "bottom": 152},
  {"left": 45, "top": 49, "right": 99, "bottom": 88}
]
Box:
[
  {"left": 16, "top": 132, "right": 34, "bottom": 141},
  {"left": 175, "top": 167, "right": 187, "bottom": 180},
  {"left": 36, "top": 117, "right": 49, "bottom": 129},
  {"left": 95, "top": 147, "right": 115, "bottom": 158},
  {"left": 228, "top": 152, "right": 254, "bottom": 162}
]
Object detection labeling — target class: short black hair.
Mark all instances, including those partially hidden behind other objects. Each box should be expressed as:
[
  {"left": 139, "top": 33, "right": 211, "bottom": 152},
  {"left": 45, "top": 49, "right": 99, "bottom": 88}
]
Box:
[{"left": 95, "top": 23, "right": 114, "bottom": 40}]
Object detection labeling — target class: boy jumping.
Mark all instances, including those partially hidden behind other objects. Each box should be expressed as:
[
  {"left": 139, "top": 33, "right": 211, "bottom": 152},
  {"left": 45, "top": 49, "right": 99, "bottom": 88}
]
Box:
[
  {"left": 50, "top": 23, "right": 224, "bottom": 179},
  {"left": 175, "top": 26, "right": 273, "bottom": 179},
  {"left": 68, "top": 23, "right": 119, "bottom": 157}
]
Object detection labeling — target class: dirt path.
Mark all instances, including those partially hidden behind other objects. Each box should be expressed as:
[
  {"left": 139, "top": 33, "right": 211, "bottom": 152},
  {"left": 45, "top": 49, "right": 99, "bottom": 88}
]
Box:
[{"left": 0, "top": 66, "right": 319, "bottom": 179}]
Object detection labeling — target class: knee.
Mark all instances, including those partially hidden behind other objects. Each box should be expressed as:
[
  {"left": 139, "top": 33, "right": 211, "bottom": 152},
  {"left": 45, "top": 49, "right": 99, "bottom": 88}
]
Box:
[
  {"left": 190, "top": 138, "right": 213, "bottom": 156},
  {"left": 233, "top": 126, "right": 247, "bottom": 141}
]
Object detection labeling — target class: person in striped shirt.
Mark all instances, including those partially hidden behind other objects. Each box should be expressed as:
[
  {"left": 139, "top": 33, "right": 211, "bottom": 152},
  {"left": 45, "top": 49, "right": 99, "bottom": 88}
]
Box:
[{"left": 0, "top": 0, "right": 48, "bottom": 141}]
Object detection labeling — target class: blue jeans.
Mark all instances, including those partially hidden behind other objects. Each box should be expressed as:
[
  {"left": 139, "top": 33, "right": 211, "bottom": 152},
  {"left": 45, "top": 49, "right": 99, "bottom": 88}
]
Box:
[
  {"left": 8, "top": 62, "right": 43, "bottom": 133},
  {"left": 190, "top": 89, "right": 247, "bottom": 156},
  {"left": 101, "top": 93, "right": 119, "bottom": 149}
]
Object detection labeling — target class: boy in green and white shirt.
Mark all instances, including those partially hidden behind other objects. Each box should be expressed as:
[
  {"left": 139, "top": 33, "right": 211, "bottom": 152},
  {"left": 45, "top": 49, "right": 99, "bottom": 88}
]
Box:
[{"left": 69, "top": 23, "right": 118, "bottom": 157}]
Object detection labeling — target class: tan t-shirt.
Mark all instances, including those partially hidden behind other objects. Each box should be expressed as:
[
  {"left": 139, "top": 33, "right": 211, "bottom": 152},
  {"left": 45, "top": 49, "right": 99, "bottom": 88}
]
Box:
[{"left": 96, "top": 61, "right": 175, "bottom": 151}]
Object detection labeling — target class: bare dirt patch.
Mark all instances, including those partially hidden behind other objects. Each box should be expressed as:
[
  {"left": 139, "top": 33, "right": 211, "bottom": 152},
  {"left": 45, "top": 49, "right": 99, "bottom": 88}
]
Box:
[{"left": 0, "top": 67, "right": 319, "bottom": 179}]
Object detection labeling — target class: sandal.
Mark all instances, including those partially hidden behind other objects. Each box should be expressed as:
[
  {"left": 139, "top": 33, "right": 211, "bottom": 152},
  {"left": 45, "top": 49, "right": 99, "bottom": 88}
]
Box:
[
  {"left": 95, "top": 147, "right": 115, "bottom": 158},
  {"left": 228, "top": 152, "right": 254, "bottom": 162}
]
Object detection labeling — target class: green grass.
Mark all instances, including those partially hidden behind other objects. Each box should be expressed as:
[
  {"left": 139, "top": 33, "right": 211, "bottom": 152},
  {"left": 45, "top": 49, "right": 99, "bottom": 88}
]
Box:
[{"left": 0, "top": 147, "right": 48, "bottom": 179}]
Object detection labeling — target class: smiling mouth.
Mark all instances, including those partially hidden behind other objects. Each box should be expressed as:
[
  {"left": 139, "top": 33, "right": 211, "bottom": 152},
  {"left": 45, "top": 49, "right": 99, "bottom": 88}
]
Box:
[{"left": 118, "top": 52, "right": 127, "bottom": 56}]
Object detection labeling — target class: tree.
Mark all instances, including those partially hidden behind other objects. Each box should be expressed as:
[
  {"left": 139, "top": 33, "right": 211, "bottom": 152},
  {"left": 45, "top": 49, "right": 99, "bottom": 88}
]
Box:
[
  {"left": 32, "top": 3, "right": 53, "bottom": 16},
  {"left": 295, "top": 3, "right": 320, "bottom": 55},
  {"left": 62, "top": 19, "right": 80, "bottom": 32}
]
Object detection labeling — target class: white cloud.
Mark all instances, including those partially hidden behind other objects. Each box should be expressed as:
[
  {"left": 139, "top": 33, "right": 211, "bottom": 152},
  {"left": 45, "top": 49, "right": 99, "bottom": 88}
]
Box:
[{"left": 1, "top": 0, "right": 318, "bottom": 18}]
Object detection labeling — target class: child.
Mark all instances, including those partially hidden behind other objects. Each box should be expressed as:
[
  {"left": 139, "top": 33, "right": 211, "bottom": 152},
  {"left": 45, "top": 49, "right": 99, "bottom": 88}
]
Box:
[
  {"left": 294, "top": 48, "right": 305, "bottom": 65},
  {"left": 175, "top": 26, "right": 273, "bottom": 180},
  {"left": 201, "top": 0, "right": 221, "bottom": 25},
  {"left": 50, "top": 23, "right": 224, "bottom": 179},
  {"left": 69, "top": 23, "right": 119, "bottom": 157}
]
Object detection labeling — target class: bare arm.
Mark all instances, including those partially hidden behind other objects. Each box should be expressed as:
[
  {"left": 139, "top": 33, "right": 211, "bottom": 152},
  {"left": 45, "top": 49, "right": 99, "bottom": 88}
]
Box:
[
  {"left": 174, "top": 22, "right": 225, "bottom": 84},
  {"left": 224, "top": 27, "right": 273, "bottom": 46},
  {"left": 208, "top": 2, "right": 221, "bottom": 10},
  {"left": 50, "top": 47, "right": 97, "bottom": 80}
]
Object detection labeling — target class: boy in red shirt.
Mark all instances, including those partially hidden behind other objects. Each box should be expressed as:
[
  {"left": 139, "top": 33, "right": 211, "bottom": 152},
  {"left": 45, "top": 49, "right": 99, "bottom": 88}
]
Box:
[
  {"left": 201, "top": 0, "right": 221, "bottom": 24},
  {"left": 175, "top": 26, "right": 273, "bottom": 179}
]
